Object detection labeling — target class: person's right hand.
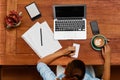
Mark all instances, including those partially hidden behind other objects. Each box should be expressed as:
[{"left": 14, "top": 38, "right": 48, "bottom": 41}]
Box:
[
  {"left": 102, "top": 44, "right": 111, "bottom": 61},
  {"left": 62, "top": 46, "right": 75, "bottom": 56}
]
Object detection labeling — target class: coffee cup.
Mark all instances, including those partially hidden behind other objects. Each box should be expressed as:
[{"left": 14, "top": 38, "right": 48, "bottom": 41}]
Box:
[{"left": 91, "top": 34, "right": 107, "bottom": 51}]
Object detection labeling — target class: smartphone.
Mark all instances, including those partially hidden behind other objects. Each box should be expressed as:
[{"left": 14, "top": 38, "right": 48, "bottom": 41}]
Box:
[{"left": 90, "top": 21, "right": 100, "bottom": 35}]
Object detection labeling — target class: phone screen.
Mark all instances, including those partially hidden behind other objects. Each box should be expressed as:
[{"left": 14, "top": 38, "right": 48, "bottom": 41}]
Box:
[{"left": 90, "top": 21, "right": 100, "bottom": 35}]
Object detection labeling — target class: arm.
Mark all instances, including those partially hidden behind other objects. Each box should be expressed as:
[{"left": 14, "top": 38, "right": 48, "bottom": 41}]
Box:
[
  {"left": 102, "top": 44, "right": 111, "bottom": 80},
  {"left": 37, "top": 46, "right": 75, "bottom": 64}
]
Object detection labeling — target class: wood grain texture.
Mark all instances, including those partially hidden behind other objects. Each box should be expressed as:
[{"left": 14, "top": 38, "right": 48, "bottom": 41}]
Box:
[
  {"left": 1, "top": 66, "right": 120, "bottom": 80},
  {"left": 0, "top": 0, "right": 6, "bottom": 56},
  {"left": 1, "top": 66, "right": 42, "bottom": 80},
  {"left": 6, "top": 0, "right": 17, "bottom": 55},
  {"left": 0, "top": 0, "right": 120, "bottom": 65},
  {"left": 85, "top": 0, "right": 120, "bottom": 65}
]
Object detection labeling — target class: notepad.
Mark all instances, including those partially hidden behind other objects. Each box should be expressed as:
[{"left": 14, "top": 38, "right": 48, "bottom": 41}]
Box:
[
  {"left": 72, "top": 43, "right": 80, "bottom": 58},
  {"left": 25, "top": 2, "right": 41, "bottom": 20},
  {"left": 21, "top": 21, "right": 62, "bottom": 58}
]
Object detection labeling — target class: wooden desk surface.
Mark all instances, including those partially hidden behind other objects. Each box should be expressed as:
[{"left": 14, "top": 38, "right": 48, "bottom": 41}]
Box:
[{"left": 0, "top": 0, "right": 120, "bottom": 65}]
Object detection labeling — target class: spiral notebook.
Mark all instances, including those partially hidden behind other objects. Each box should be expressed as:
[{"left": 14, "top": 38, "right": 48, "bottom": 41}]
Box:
[{"left": 21, "top": 21, "right": 62, "bottom": 58}]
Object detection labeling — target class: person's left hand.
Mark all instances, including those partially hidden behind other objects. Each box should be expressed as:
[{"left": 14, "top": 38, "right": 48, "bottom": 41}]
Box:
[{"left": 102, "top": 44, "right": 111, "bottom": 61}]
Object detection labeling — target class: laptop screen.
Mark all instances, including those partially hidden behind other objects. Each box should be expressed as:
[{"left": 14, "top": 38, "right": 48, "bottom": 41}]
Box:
[{"left": 54, "top": 5, "right": 86, "bottom": 19}]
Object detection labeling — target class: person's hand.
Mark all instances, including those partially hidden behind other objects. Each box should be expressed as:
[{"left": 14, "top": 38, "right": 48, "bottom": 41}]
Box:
[
  {"left": 37, "top": 46, "right": 75, "bottom": 64},
  {"left": 102, "top": 44, "right": 111, "bottom": 61},
  {"left": 61, "top": 46, "right": 75, "bottom": 56}
]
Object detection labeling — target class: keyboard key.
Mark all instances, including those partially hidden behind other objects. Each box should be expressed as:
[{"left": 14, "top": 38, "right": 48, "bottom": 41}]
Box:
[{"left": 55, "top": 20, "right": 85, "bottom": 31}]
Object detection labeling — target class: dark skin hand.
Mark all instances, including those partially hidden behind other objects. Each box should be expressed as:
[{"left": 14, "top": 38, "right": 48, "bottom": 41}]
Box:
[{"left": 102, "top": 44, "right": 111, "bottom": 80}]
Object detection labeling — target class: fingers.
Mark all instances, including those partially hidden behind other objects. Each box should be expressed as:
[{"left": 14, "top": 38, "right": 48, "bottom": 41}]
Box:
[
  {"left": 101, "top": 44, "right": 111, "bottom": 60},
  {"left": 106, "top": 44, "right": 110, "bottom": 50},
  {"left": 69, "top": 53, "right": 75, "bottom": 56},
  {"left": 102, "top": 47, "right": 105, "bottom": 59},
  {"left": 104, "top": 44, "right": 111, "bottom": 52},
  {"left": 66, "top": 46, "right": 75, "bottom": 53},
  {"left": 62, "top": 46, "right": 75, "bottom": 56},
  {"left": 102, "top": 44, "right": 107, "bottom": 56},
  {"left": 107, "top": 39, "right": 110, "bottom": 42},
  {"left": 64, "top": 46, "right": 75, "bottom": 56},
  {"left": 104, "top": 44, "right": 107, "bottom": 51},
  {"left": 68, "top": 46, "right": 75, "bottom": 51},
  {"left": 102, "top": 44, "right": 108, "bottom": 54},
  {"left": 102, "top": 48, "right": 104, "bottom": 55}
]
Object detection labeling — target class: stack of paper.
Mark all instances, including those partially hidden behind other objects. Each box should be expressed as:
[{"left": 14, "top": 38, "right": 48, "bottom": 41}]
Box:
[{"left": 21, "top": 21, "right": 62, "bottom": 58}]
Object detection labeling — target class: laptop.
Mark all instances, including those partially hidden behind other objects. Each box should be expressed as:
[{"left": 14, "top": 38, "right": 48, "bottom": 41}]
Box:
[{"left": 53, "top": 4, "right": 87, "bottom": 40}]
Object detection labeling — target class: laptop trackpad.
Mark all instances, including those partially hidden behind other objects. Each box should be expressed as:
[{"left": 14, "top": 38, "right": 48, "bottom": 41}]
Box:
[
  {"left": 54, "top": 31, "right": 86, "bottom": 40},
  {"left": 64, "top": 32, "right": 76, "bottom": 39}
]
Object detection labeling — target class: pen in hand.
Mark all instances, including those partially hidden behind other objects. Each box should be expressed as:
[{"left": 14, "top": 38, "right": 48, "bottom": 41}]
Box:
[{"left": 40, "top": 28, "right": 43, "bottom": 46}]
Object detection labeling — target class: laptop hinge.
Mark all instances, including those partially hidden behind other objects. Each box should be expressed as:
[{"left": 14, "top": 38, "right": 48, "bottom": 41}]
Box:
[{"left": 56, "top": 17, "right": 83, "bottom": 20}]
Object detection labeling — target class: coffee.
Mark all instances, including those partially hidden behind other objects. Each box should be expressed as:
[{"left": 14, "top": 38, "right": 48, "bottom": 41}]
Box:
[
  {"left": 91, "top": 34, "right": 107, "bottom": 51},
  {"left": 94, "top": 37, "right": 105, "bottom": 47}
]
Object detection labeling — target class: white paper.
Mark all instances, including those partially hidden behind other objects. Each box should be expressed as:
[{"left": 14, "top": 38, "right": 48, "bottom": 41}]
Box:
[
  {"left": 72, "top": 43, "right": 80, "bottom": 58},
  {"left": 22, "top": 21, "right": 62, "bottom": 58}
]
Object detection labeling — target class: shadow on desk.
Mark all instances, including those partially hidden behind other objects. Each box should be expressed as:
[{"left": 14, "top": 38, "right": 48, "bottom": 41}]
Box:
[{"left": 0, "top": 65, "right": 120, "bottom": 80}]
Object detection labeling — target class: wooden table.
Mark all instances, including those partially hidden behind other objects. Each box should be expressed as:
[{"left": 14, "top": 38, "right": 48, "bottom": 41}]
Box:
[{"left": 0, "top": 0, "right": 120, "bottom": 65}]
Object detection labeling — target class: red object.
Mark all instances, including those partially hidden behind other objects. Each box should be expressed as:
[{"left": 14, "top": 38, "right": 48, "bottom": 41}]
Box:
[{"left": 5, "top": 10, "right": 22, "bottom": 28}]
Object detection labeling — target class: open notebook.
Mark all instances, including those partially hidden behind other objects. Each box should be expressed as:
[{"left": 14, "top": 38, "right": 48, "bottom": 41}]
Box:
[{"left": 21, "top": 21, "right": 62, "bottom": 58}]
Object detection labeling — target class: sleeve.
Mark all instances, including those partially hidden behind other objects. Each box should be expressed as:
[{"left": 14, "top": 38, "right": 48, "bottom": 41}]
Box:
[
  {"left": 84, "top": 73, "right": 100, "bottom": 80},
  {"left": 37, "top": 62, "right": 56, "bottom": 80},
  {"left": 83, "top": 66, "right": 100, "bottom": 80}
]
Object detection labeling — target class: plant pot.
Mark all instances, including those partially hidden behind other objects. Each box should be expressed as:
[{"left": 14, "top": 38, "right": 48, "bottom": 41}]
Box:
[{"left": 6, "top": 21, "right": 21, "bottom": 29}]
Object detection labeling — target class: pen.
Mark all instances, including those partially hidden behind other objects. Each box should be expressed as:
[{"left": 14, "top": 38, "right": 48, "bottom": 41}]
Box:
[{"left": 40, "top": 28, "right": 43, "bottom": 46}]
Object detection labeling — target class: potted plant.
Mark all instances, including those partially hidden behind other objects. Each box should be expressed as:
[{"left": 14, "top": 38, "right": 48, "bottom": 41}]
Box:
[{"left": 5, "top": 10, "right": 22, "bottom": 29}]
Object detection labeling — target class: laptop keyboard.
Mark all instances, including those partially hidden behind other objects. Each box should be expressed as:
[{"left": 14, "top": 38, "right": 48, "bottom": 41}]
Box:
[{"left": 55, "top": 20, "right": 85, "bottom": 31}]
